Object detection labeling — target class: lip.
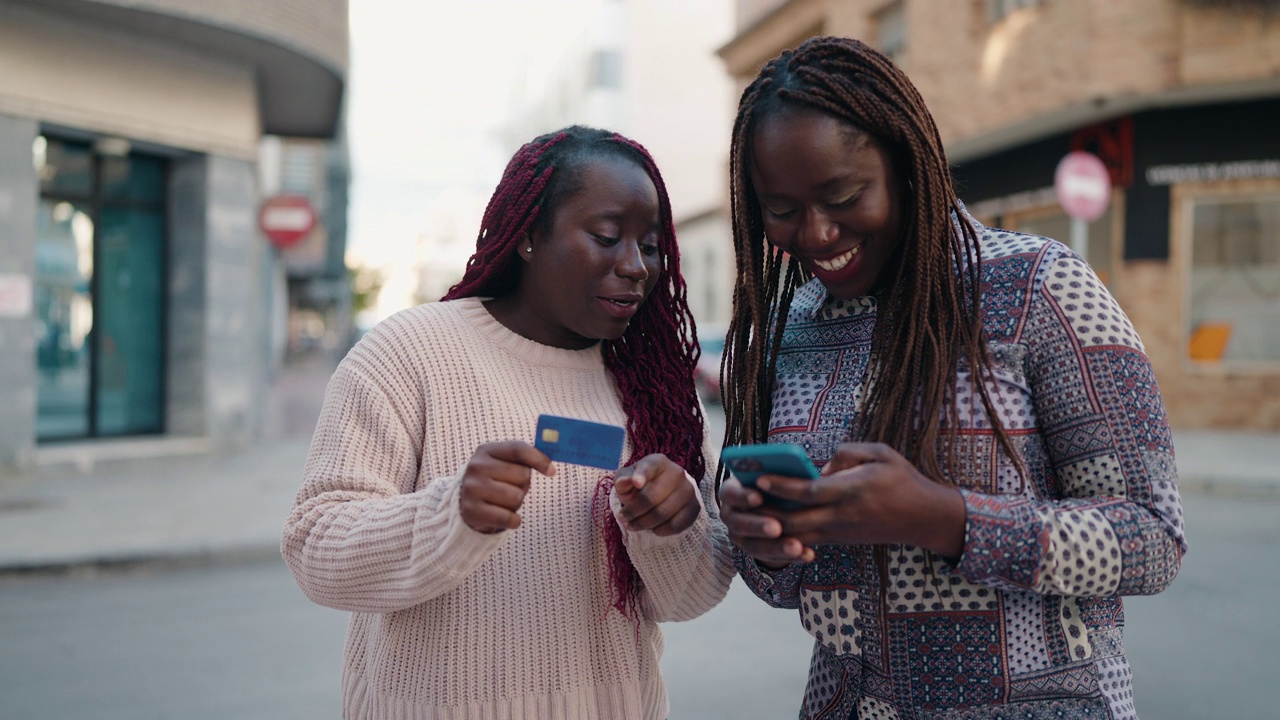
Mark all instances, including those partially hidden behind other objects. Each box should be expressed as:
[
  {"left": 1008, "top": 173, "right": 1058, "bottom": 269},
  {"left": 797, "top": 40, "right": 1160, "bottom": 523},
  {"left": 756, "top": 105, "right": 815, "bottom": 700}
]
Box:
[
  {"left": 804, "top": 243, "right": 865, "bottom": 284},
  {"left": 597, "top": 293, "right": 644, "bottom": 320}
]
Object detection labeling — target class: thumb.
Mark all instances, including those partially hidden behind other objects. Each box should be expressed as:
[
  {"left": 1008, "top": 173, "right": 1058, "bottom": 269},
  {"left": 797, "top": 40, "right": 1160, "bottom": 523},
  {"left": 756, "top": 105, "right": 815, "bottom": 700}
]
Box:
[
  {"left": 615, "top": 471, "right": 646, "bottom": 495},
  {"left": 821, "top": 443, "right": 886, "bottom": 475}
]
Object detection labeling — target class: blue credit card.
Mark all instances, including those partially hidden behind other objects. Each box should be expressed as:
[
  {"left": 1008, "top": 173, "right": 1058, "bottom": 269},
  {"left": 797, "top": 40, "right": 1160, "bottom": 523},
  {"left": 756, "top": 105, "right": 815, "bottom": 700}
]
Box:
[{"left": 534, "top": 415, "right": 625, "bottom": 470}]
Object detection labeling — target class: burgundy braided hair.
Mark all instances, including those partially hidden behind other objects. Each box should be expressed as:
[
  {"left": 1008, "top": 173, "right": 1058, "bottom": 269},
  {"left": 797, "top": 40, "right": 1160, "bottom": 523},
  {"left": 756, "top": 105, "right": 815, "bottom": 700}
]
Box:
[{"left": 444, "top": 126, "right": 705, "bottom": 622}]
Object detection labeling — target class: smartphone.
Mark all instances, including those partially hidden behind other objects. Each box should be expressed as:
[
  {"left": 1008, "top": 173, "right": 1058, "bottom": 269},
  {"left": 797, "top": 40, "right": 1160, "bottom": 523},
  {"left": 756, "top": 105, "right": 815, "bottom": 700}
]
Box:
[{"left": 720, "top": 443, "right": 820, "bottom": 510}]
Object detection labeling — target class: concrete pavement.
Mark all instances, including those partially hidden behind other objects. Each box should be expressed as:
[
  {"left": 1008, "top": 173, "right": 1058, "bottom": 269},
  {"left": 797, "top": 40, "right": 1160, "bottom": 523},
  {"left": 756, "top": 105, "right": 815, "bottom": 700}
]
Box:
[
  {"left": 0, "top": 354, "right": 336, "bottom": 572},
  {"left": 0, "top": 357, "right": 1277, "bottom": 572}
]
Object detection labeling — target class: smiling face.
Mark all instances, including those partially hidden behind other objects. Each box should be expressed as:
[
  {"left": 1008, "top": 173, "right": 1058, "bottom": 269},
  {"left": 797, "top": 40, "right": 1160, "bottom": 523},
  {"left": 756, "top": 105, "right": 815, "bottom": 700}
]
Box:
[
  {"left": 500, "top": 155, "right": 663, "bottom": 349},
  {"left": 749, "top": 108, "right": 905, "bottom": 300}
]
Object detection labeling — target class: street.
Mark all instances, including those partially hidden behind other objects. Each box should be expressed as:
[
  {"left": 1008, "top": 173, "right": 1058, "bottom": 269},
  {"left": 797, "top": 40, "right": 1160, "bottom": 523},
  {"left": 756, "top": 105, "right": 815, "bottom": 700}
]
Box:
[
  {"left": 0, "top": 399, "right": 1275, "bottom": 719},
  {"left": 1, "top": 491, "right": 1275, "bottom": 718}
]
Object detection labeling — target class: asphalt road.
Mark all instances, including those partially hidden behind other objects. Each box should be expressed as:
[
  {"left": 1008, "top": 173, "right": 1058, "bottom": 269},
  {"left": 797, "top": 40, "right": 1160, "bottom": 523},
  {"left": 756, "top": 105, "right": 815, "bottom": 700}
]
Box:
[{"left": 0, "top": 400, "right": 1274, "bottom": 719}]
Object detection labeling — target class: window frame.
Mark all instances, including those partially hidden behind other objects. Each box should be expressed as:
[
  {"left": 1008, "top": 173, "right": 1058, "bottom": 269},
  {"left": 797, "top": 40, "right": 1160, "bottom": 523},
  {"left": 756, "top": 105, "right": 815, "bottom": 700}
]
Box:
[
  {"left": 986, "top": 0, "right": 1049, "bottom": 24},
  {"left": 875, "top": 0, "right": 907, "bottom": 65},
  {"left": 1173, "top": 178, "right": 1280, "bottom": 374},
  {"left": 34, "top": 133, "right": 170, "bottom": 442}
]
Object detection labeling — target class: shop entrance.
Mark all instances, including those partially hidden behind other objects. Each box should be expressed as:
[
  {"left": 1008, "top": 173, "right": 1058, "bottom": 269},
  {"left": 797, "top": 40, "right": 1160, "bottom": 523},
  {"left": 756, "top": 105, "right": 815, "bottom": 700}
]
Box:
[{"left": 33, "top": 135, "right": 166, "bottom": 441}]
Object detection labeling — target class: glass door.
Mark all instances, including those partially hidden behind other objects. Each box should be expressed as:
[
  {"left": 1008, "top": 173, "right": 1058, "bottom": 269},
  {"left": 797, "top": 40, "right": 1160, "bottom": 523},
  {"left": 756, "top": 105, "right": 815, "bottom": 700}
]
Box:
[
  {"left": 34, "top": 197, "right": 95, "bottom": 439},
  {"left": 34, "top": 136, "right": 166, "bottom": 441}
]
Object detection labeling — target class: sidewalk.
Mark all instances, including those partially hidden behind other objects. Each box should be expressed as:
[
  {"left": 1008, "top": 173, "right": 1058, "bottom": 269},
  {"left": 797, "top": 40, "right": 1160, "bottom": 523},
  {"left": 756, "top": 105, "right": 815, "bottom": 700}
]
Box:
[
  {"left": 0, "top": 354, "right": 336, "bottom": 573},
  {"left": 1, "top": 371, "right": 1277, "bottom": 572}
]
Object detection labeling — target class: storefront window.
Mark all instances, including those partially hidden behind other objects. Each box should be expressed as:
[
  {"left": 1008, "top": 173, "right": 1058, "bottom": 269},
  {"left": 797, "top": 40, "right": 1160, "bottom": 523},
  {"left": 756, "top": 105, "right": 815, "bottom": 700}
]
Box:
[
  {"left": 34, "top": 135, "right": 166, "bottom": 441},
  {"left": 34, "top": 199, "right": 94, "bottom": 438},
  {"left": 1186, "top": 194, "right": 1280, "bottom": 365}
]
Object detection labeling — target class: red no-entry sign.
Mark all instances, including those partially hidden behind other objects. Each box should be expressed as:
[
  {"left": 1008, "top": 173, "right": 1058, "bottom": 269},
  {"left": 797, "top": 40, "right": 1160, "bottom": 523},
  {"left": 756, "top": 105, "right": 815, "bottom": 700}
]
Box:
[
  {"left": 1054, "top": 151, "right": 1111, "bottom": 222},
  {"left": 259, "top": 194, "right": 317, "bottom": 248}
]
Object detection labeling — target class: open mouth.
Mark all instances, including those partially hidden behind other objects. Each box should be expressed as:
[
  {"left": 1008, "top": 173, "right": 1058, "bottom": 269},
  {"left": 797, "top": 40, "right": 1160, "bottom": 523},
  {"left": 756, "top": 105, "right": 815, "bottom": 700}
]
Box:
[
  {"left": 598, "top": 294, "right": 643, "bottom": 319},
  {"left": 812, "top": 245, "right": 860, "bottom": 273}
]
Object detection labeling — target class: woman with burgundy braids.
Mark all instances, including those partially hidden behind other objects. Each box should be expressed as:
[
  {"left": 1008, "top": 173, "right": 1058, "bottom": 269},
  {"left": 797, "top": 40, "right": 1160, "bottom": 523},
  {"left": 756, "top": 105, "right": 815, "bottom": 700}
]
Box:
[
  {"left": 283, "top": 125, "right": 732, "bottom": 720},
  {"left": 717, "top": 37, "right": 1186, "bottom": 718}
]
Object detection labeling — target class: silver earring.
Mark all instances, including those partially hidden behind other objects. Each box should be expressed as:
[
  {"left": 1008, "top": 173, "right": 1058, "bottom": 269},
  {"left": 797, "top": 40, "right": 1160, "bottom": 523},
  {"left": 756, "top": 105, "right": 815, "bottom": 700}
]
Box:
[{"left": 526, "top": 246, "right": 533, "bottom": 253}]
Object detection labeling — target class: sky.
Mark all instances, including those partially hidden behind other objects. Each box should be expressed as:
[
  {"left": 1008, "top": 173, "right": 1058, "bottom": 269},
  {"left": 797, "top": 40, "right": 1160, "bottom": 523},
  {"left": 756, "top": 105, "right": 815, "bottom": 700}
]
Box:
[{"left": 345, "top": 0, "right": 593, "bottom": 316}]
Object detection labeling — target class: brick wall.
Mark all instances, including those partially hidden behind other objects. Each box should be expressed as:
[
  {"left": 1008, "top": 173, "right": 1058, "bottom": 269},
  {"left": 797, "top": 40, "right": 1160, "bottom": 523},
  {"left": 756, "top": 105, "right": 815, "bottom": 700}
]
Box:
[
  {"left": 721, "top": 0, "right": 1280, "bottom": 430},
  {"left": 728, "top": 0, "right": 1280, "bottom": 147}
]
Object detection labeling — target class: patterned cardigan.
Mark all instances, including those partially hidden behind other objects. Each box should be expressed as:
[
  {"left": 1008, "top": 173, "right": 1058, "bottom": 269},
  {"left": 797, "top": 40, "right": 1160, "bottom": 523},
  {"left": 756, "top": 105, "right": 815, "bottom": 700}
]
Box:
[{"left": 735, "top": 218, "right": 1188, "bottom": 720}]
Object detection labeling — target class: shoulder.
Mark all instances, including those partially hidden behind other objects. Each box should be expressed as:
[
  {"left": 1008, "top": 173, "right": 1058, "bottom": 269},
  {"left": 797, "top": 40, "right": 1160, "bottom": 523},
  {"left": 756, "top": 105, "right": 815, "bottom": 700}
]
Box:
[
  {"left": 342, "top": 300, "right": 473, "bottom": 381},
  {"left": 968, "top": 216, "right": 1083, "bottom": 291},
  {"left": 970, "top": 217, "right": 1060, "bottom": 265},
  {"left": 965, "top": 217, "right": 1081, "bottom": 342},
  {"left": 355, "top": 303, "right": 441, "bottom": 352}
]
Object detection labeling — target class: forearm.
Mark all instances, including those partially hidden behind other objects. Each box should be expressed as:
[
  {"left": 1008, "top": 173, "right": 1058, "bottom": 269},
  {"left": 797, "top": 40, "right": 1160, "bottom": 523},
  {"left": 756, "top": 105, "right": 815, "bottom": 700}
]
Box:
[
  {"left": 615, "top": 477, "right": 734, "bottom": 622},
  {"left": 951, "top": 489, "right": 1183, "bottom": 596},
  {"left": 282, "top": 471, "right": 507, "bottom": 613}
]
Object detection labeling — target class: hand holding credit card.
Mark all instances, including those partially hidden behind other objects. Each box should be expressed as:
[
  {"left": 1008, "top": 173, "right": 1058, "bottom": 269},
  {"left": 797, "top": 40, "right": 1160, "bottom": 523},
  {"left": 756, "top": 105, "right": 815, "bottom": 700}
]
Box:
[{"left": 534, "top": 415, "right": 625, "bottom": 470}]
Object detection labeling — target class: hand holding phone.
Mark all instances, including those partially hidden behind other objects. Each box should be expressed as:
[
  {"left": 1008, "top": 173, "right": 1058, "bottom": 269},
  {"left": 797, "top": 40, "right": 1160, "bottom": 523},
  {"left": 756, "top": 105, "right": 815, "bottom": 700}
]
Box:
[{"left": 720, "top": 443, "right": 820, "bottom": 510}]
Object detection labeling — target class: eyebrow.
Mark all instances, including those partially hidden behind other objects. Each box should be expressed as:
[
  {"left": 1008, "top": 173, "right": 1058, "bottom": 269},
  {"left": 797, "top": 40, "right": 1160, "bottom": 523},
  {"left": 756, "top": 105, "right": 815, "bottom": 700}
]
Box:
[
  {"left": 585, "top": 210, "right": 661, "bottom": 231},
  {"left": 758, "top": 172, "right": 865, "bottom": 199}
]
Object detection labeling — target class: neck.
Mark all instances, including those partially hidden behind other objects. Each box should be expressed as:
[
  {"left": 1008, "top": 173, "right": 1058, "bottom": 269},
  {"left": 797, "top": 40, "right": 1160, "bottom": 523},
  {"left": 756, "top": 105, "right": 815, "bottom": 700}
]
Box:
[{"left": 483, "top": 294, "right": 600, "bottom": 351}]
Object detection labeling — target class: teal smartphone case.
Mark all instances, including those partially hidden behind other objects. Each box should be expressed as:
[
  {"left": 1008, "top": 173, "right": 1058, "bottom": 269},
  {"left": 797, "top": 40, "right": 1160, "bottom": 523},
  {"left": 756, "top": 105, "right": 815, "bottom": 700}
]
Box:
[{"left": 720, "top": 443, "right": 819, "bottom": 509}]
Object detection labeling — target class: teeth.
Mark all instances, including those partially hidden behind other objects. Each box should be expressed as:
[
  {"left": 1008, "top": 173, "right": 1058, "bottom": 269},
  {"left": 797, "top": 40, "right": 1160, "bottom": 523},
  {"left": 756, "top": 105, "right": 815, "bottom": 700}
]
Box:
[{"left": 813, "top": 245, "right": 860, "bottom": 272}]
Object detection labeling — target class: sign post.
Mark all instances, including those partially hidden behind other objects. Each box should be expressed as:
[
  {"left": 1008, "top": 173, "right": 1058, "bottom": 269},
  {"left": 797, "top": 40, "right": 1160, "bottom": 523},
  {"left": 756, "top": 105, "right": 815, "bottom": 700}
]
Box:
[
  {"left": 259, "top": 194, "right": 318, "bottom": 249},
  {"left": 1054, "top": 151, "right": 1111, "bottom": 261}
]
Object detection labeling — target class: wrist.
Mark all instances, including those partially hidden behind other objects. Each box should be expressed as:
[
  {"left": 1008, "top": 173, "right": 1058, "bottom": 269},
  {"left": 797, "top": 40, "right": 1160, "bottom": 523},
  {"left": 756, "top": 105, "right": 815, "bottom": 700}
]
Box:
[{"left": 920, "top": 484, "right": 967, "bottom": 560}]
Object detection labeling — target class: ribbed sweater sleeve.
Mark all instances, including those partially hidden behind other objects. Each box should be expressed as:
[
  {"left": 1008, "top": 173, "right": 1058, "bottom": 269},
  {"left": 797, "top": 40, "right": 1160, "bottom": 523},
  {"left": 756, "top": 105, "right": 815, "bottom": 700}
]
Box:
[
  {"left": 281, "top": 325, "right": 508, "bottom": 613},
  {"left": 611, "top": 438, "right": 735, "bottom": 622}
]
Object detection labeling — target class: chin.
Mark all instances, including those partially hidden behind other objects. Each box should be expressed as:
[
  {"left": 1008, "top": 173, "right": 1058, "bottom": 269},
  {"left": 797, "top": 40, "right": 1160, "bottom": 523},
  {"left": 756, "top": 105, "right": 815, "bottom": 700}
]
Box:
[
  {"left": 579, "top": 322, "right": 629, "bottom": 344},
  {"left": 601, "top": 325, "right": 631, "bottom": 341},
  {"left": 821, "top": 281, "right": 874, "bottom": 301}
]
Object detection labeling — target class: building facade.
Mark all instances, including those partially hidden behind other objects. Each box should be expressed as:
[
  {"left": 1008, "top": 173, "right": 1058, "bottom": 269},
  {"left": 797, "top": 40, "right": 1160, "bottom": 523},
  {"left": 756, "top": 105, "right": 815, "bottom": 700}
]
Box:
[
  {"left": 496, "top": 0, "right": 739, "bottom": 333},
  {"left": 718, "top": 0, "right": 1280, "bottom": 430},
  {"left": 0, "top": 0, "right": 348, "bottom": 470}
]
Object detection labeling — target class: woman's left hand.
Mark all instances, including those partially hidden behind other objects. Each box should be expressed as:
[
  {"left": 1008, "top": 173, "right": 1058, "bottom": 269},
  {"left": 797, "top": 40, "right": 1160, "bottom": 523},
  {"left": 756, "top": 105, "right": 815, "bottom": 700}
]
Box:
[
  {"left": 755, "top": 442, "right": 967, "bottom": 558},
  {"left": 614, "top": 454, "right": 701, "bottom": 537}
]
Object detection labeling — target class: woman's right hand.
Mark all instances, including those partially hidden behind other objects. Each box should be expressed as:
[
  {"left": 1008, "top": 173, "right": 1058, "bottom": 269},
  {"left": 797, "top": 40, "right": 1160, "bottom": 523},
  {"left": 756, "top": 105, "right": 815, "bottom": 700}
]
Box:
[
  {"left": 459, "top": 441, "right": 554, "bottom": 534},
  {"left": 718, "top": 477, "right": 815, "bottom": 569}
]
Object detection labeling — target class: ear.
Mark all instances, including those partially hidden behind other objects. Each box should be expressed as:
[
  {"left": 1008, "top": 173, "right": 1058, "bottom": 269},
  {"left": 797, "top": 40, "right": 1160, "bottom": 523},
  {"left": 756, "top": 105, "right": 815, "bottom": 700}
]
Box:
[{"left": 520, "top": 227, "right": 543, "bottom": 263}]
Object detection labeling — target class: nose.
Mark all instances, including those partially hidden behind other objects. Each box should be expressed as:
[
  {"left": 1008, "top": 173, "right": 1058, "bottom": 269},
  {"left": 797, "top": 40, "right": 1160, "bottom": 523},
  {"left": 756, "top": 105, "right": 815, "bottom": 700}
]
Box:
[
  {"left": 796, "top": 209, "right": 839, "bottom": 252},
  {"left": 615, "top": 241, "right": 650, "bottom": 282}
]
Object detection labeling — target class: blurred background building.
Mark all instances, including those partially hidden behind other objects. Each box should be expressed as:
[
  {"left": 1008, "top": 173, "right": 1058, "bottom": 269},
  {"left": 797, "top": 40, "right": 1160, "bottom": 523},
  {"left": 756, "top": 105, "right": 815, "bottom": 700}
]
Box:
[
  {"left": 0, "top": 0, "right": 349, "bottom": 471},
  {"left": 718, "top": 0, "right": 1280, "bottom": 430},
  {"left": 488, "top": 0, "right": 739, "bottom": 336}
]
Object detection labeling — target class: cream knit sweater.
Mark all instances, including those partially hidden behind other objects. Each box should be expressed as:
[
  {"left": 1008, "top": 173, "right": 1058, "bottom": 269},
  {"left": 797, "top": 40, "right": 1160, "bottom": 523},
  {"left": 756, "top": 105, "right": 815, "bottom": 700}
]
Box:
[{"left": 282, "top": 297, "right": 735, "bottom": 720}]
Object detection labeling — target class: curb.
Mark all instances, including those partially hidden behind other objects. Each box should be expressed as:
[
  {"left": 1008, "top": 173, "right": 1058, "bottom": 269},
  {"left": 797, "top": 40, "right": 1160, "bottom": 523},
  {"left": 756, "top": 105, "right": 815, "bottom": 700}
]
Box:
[
  {"left": 1177, "top": 475, "right": 1280, "bottom": 501},
  {"left": 0, "top": 543, "right": 283, "bottom": 578}
]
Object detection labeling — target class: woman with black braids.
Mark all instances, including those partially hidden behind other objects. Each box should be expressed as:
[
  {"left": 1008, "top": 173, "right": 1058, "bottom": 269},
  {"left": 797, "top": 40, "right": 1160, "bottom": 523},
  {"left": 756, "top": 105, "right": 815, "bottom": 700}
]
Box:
[
  {"left": 717, "top": 37, "right": 1186, "bottom": 719},
  {"left": 283, "top": 125, "right": 733, "bottom": 719}
]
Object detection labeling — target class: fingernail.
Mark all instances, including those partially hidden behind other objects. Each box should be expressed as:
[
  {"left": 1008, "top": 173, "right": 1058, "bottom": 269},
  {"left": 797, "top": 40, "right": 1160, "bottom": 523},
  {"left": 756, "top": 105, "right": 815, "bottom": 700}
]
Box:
[{"left": 756, "top": 478, "right": 770, "bottom": 491}]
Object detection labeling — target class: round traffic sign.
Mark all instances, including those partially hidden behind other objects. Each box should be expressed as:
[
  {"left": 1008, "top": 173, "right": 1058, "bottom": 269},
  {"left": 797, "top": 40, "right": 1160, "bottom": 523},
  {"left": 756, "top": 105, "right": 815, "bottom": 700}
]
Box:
[
  {"left": 259, "top": 194, "right": 317, "bottom": 249},
  {"left": 1054, "top": 151, "right": 1111, "bottom": 222}
]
